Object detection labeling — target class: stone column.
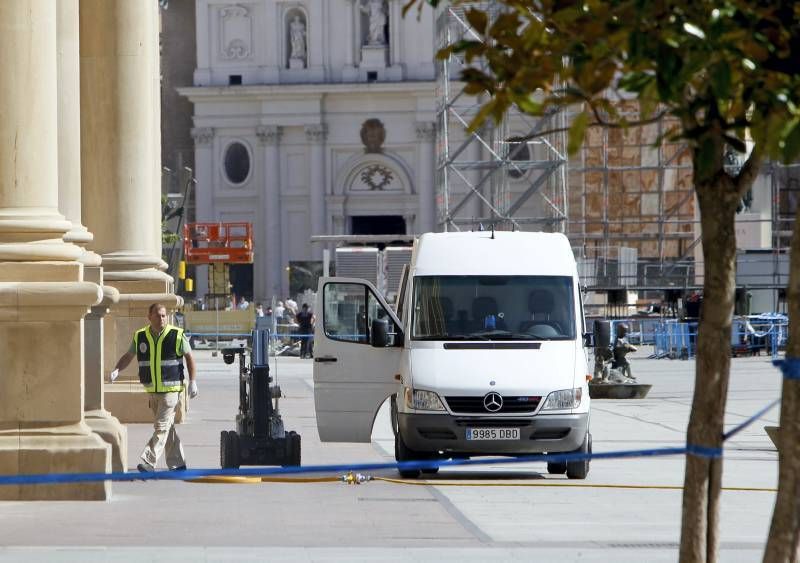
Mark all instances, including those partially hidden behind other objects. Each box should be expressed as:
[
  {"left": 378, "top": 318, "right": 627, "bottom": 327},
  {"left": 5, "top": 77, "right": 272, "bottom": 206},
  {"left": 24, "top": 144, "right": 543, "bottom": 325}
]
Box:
[
  {"left": 415, "top": 121, "right": 436, "bottom": 233},
  {"left": 0, "top": 0, "right": 110, "bottom": 500},
  {"left": 57, "top": 0, "right": 127, "bottom": 471},
  {"left": 257, "top": 126, "right": 283, "bottom": 301},
  {"left": 190, "top": 127, "right": 215, "bottom": 300},
  {"left": 80, "top": 0, "right": 181, "bottom": 424},
  {"left": 306, "top": 125, "right": 328, "bottom": 260},
  {"left": 342, "top": 0, "right": 358, "bottom": 81},
  {"left": 83, "top": 282, "right": 126, "bottom": 471}
]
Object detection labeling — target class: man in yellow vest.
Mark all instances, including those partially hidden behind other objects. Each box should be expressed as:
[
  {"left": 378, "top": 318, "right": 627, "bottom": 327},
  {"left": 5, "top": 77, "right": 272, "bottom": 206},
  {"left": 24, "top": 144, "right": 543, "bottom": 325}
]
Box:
[{"left": 112, "top": 303, "right": 197, "bottom": 472}]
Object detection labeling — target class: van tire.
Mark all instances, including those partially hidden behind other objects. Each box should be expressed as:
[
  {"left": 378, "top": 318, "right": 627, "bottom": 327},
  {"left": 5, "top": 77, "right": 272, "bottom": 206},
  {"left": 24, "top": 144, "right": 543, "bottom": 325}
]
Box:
[
  {"left": 394, "top": 432, "right": 422, "bottom": 479},
  {"left": 547, "top": 461, "right": 567, "bottom": 474},
  {"left": 566, "top": 433, "right": 591, "bottom": 480}
]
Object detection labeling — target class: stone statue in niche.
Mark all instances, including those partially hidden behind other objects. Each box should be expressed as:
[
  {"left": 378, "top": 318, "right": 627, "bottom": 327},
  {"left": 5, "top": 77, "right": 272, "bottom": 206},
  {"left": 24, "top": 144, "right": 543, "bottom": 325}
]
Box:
[
  {"left": 288, "top": 15, "right": 306, "bottom": 68},
  {"left": 360, "top": 0, "right": 387, "bottom": 46},
  {"left": 360, "top": 118, "right": 386, "bottom": 153}
]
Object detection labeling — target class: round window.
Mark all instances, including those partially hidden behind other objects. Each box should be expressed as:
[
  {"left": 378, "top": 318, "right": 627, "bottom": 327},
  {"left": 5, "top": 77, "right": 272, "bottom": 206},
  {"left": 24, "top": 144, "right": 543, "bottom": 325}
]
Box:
[
  {"left": 507, "top": 141, "right": 530, "bottom": 179},
  {"left": 224, "top": 142, "right": 251, "bottom": 185}
]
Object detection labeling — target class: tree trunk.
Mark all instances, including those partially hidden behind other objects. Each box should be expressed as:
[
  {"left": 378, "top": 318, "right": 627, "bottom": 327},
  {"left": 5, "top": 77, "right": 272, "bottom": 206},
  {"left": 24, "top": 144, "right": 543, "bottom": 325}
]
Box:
[
  {"left": 763, "top": 209, "right": 800, "bottom": 563},
  {"left": 679, "top": 174, "right": 740, "bottom": 563}
]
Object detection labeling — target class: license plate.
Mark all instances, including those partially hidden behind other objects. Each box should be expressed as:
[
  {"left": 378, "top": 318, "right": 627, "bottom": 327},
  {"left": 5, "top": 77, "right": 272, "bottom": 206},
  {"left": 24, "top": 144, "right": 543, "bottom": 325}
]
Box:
[{"left": 465, "top": 427, "right": 520, "bottom": 441}]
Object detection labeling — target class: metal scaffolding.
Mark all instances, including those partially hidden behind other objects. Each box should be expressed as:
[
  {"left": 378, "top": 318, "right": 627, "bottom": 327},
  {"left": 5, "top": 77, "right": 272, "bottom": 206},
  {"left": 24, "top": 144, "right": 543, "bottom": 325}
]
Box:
[
  {"left": 434, "top": 3, "right": 568, "bottom": 233},
  {"left": 434, "top": 1, "right": 794, "bottom": 313}
]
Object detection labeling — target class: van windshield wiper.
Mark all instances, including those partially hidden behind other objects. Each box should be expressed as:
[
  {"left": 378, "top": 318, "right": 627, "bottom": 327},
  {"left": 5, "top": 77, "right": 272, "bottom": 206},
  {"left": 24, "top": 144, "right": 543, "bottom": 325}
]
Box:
[
  {"left": 465, "top": 330, "right": 515, "bottom": 340},
  {"left": 412, "top": 334, "right": 490, "bottom": 341}
]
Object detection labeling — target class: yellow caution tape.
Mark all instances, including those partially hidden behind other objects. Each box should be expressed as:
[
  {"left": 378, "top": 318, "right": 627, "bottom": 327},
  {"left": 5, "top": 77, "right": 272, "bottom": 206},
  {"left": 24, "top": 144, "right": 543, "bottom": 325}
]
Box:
[{"left": 188, "top": 475, "right": 776, "bottom": 492}]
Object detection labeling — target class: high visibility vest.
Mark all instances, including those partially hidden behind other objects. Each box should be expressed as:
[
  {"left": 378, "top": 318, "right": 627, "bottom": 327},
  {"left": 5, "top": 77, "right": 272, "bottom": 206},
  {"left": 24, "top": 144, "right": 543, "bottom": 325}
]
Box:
[{"left": 134, "top": 325, "right": 185, "bottom": 393}]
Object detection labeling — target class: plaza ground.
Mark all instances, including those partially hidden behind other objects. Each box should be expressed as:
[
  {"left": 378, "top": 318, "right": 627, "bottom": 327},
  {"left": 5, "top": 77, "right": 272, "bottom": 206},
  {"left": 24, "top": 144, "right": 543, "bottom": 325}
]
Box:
[{"left": 0, "top": 349, "right": 783, "bottom": 562}]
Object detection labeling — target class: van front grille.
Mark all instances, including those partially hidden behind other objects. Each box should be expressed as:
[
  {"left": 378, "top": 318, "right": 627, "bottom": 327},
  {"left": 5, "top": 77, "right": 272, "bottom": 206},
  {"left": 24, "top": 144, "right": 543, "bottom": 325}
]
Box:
[{"left": 444, "top": 395, "right": 541, "bottom": 414}]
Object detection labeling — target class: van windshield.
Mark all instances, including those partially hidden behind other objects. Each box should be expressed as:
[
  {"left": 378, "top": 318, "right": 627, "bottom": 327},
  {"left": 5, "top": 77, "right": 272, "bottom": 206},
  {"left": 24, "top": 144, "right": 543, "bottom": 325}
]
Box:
[{"left": 412, "top": 276, "right": 576, "bottom": 341}]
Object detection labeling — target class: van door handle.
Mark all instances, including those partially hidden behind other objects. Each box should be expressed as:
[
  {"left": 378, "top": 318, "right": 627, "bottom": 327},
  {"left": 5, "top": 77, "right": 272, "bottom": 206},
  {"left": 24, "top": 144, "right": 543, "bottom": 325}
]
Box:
[{"left": 314, "top": 356, "right": 338, "bottom": 363}]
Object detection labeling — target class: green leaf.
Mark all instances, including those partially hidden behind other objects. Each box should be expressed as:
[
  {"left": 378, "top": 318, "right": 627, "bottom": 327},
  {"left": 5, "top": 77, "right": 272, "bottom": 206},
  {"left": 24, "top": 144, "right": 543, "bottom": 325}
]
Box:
[
  {"left": 710, "top": 62, "right": 731, "bottom": 99},
  {"left": 781, "top": 118, "right": 800, "bottom": 163},
  {"left": 516, "top": 96, "right": 544, "bottom": 115},
  {"left": 568, "top": 112, "right": 590, "bottom": 156},
  {"left": 466, "top": 8, "right": 488, "bottom": 34},
  {"left": 468, "top": 101, "right": 496, "bottom": 132}
]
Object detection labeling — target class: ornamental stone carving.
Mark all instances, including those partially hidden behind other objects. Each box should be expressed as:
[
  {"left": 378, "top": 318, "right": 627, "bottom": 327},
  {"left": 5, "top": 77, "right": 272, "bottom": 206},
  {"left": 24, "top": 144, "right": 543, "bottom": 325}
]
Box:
[
  {"left": 415, "top": 121, "right": 436, "bottom": 142},
  {"left": 359, "top": 164, "right": 394, "bottom": 190},
  {"left": 360, "top": 0, "right": 387, "bottom": 46},
  {"left": 288, "top": 14, "right": 307, "bottom": 68},
  {"left": 256, "top": 125, "right": 282, "bottom": 145},
  {"left": 219, "top": 5, "right": 253, "bottom": 60},
  {"left": 224, "top": 38, "right": 250, "bottom": 60},
  {"left": 191, "top": 127, "right": 215, "bottom": 145},
  {"left": 304, "top": 124, "right": 328, "bottom": 144},
  {"left": 360, "top": 118, "right": 386, "bottom": 153}
]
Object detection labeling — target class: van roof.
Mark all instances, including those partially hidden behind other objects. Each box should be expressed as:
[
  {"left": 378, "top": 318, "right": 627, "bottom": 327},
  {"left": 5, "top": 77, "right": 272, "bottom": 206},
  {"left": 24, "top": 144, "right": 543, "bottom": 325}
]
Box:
[{"left": 412, "top": 231, "right": 576, "bottom": 277}]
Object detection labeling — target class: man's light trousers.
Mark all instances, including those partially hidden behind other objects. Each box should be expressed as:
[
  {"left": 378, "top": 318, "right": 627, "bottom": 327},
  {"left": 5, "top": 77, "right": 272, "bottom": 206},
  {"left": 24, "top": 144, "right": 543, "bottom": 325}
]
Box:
[{"left": 140, "top": 391, "right": 185, "bottom": 469}]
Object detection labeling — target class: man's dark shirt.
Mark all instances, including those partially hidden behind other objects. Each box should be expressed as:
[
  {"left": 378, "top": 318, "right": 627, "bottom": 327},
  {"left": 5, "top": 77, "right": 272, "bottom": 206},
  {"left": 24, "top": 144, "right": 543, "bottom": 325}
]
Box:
[{"left": 297, "top": 310, "right": 314, "bottom": 333}]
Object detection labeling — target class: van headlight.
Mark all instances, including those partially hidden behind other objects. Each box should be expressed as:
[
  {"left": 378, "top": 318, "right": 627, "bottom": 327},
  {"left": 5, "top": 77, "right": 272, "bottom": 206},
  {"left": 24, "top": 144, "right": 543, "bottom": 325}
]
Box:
[
  {"left": 404, "top": 388, "right": 445, "bottom": 411},
  {"left": 541, "top": 388, "right": 582, "bottom": 410}
]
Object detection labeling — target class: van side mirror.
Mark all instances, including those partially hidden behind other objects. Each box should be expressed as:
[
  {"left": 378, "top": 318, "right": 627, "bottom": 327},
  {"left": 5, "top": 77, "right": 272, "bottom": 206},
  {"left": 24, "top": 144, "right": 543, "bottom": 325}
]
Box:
[
  {"left": 370, "top": 318, "right": 402, "bottom": 348},
  {"left": 371, "top": 318, "right": 390, "bottom": 347},
  {"left": 582, "top": 332, "right": 594, "bottom": 348}
]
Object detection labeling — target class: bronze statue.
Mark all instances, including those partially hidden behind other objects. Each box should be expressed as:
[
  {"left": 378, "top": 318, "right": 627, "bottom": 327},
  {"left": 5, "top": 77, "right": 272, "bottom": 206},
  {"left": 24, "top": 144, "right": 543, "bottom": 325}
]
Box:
[{"left": 611, "top": 323, "right": 637, "bottom": 380}]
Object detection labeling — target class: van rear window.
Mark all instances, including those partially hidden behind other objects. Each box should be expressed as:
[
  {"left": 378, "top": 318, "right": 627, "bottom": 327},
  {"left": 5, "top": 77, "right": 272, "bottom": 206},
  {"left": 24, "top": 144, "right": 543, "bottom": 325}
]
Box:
[{"left": 411, "top": 276, "right": 575, "bottom": 341}]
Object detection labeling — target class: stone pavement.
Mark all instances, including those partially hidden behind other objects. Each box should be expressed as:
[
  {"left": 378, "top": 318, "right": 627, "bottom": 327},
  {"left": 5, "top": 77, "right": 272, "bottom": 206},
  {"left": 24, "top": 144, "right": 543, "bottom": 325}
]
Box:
[{"left": 0, "top": 349, "right": 782, "bottom": 562}]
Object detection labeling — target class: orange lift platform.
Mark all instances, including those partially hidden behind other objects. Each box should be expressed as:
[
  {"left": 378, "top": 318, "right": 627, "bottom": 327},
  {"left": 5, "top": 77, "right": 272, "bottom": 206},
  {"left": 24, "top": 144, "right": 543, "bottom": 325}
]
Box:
[
  {"left": 183, "top": 222, "right": 254, "bottom": 265},
  {"left": 183, "top": 222, "right": 254, "bottom": 308}
]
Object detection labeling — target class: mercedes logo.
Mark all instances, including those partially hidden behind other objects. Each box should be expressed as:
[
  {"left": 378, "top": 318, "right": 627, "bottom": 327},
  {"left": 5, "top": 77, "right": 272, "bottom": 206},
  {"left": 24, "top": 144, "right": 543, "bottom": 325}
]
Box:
[{"left": 483, "top": 392, "right": 503, "bottom": 413}]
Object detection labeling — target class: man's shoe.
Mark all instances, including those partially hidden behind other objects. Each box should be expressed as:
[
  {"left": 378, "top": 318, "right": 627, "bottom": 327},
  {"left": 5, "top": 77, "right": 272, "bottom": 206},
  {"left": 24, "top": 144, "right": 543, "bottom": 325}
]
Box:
[
  {"left": 170, "top": 465, "right": 187, "bottom": 471},
  {"left": 137, "top": 463, "right": 154, "bottom": 473}
]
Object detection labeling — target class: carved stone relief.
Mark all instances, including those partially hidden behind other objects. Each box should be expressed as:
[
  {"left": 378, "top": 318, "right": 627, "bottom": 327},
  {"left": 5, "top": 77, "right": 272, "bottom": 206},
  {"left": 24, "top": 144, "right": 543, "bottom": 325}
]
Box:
[
  {"left": 360, "top": 118, "right": 386, "bottom": 153},
  {"left": 287, "top": 11, "right": 307, "bottom": 69},
  {"left": 219, "top": 5, "right": 253, "bottom": 60},
  {"left": 359, "top": 164, "right": 394, "bottom": 190}
]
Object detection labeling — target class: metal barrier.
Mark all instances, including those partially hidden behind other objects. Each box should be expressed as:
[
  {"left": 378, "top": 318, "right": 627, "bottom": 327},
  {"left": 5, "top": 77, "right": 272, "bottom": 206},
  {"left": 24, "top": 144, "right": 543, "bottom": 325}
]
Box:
[{"left": 649, "top": 318, "right": 787, "bottom": 360}]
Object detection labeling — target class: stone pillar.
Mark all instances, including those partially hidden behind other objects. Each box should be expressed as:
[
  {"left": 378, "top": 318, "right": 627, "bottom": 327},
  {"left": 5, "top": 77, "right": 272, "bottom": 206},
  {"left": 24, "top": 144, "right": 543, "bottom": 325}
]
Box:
[
  {"left": 80, "top": 0, "right": 181, "bottom": 424},
  {"left": 191, "top": 127, "right": 214, "bottom": 300},
  {"left": 0, "top": 0, "right": 110, "bottom": 500},
  {"left": 342, "top": 0, "right": 358, "bottom": 81},
  {"left": 257, "top": 126, "right": 283, "bottom": 301},
  {"left": 83, "top": 280, "right": 127, "bottom": 471},
  {"left": 306, "top": 125, "right": 328, "bottom": 260},
  {"left": 57, "top": 0, "right": 127, "bottom": 470},
  {"left": 57, "top": 0, "right": 91, "bottom": 247},
  {"left": 415, "top": 121, "right": 436, "bottom": 233}
]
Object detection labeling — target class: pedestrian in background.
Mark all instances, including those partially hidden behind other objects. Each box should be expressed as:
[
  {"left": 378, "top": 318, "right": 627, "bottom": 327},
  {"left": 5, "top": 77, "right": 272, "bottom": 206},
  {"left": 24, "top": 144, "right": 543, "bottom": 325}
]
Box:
[{"left": 296, "top": 303, "right": 315, "bottom": 359}]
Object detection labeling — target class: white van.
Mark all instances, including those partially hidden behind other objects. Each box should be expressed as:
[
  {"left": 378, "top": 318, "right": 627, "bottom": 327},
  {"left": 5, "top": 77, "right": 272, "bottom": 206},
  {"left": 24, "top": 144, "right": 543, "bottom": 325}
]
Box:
[{"left": 313, "top": 231, "right": 592, "bottom": 479}]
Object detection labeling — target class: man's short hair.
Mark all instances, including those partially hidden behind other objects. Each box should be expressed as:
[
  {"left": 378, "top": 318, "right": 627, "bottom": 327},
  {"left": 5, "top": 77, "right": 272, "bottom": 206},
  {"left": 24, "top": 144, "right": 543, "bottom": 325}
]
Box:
[{"left": 148, "top": 303, "right": 167, "bottom": 316}]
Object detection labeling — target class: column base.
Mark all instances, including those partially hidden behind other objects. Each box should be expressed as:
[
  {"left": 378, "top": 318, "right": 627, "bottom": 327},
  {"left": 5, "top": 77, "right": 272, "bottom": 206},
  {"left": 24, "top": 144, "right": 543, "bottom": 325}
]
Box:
[
  {"left": 85, "top": 410, "right": 128, "bottom": 472},
  {"left": 105, "top": 385, "right": 186, "bottom": 424},
  {"left": 0, "top": 430, "right": 110, "bottom": 500}
]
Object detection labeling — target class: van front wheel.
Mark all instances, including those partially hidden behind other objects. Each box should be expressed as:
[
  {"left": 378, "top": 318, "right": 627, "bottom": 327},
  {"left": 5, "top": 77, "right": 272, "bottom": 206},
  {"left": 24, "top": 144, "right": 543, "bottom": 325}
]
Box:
[
  {"left": 566, "top": 432, "right": 591, "bottom": 480},
  {"left": 394, "top": 432, "right": 424, "bottom": 479}
]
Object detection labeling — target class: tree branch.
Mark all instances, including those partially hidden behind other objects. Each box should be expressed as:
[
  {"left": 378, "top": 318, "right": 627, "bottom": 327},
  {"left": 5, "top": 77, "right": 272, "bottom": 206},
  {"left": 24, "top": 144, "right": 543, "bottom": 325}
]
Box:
[
  {"left": 734, "top": 145, "right": 764, "bottom": 198},
  {"left": 506, "top": 110, "right": 668, "bottom": 143}
]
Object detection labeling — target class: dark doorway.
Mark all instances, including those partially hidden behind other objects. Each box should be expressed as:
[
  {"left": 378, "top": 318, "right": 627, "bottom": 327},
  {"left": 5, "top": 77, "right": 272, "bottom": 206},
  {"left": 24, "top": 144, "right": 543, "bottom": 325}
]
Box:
[
  {"left": 229, "top": 264, "right": 254, "bottom": 300},
  {"left": 351, "top": 215, "right": 406, "bottom": 235}
]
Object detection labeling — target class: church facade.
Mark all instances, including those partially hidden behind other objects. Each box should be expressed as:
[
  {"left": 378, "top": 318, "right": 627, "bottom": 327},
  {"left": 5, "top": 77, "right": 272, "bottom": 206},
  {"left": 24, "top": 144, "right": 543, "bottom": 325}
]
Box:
[{"left": 181, "top": 0, "right": 439, "bottom": 302}]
